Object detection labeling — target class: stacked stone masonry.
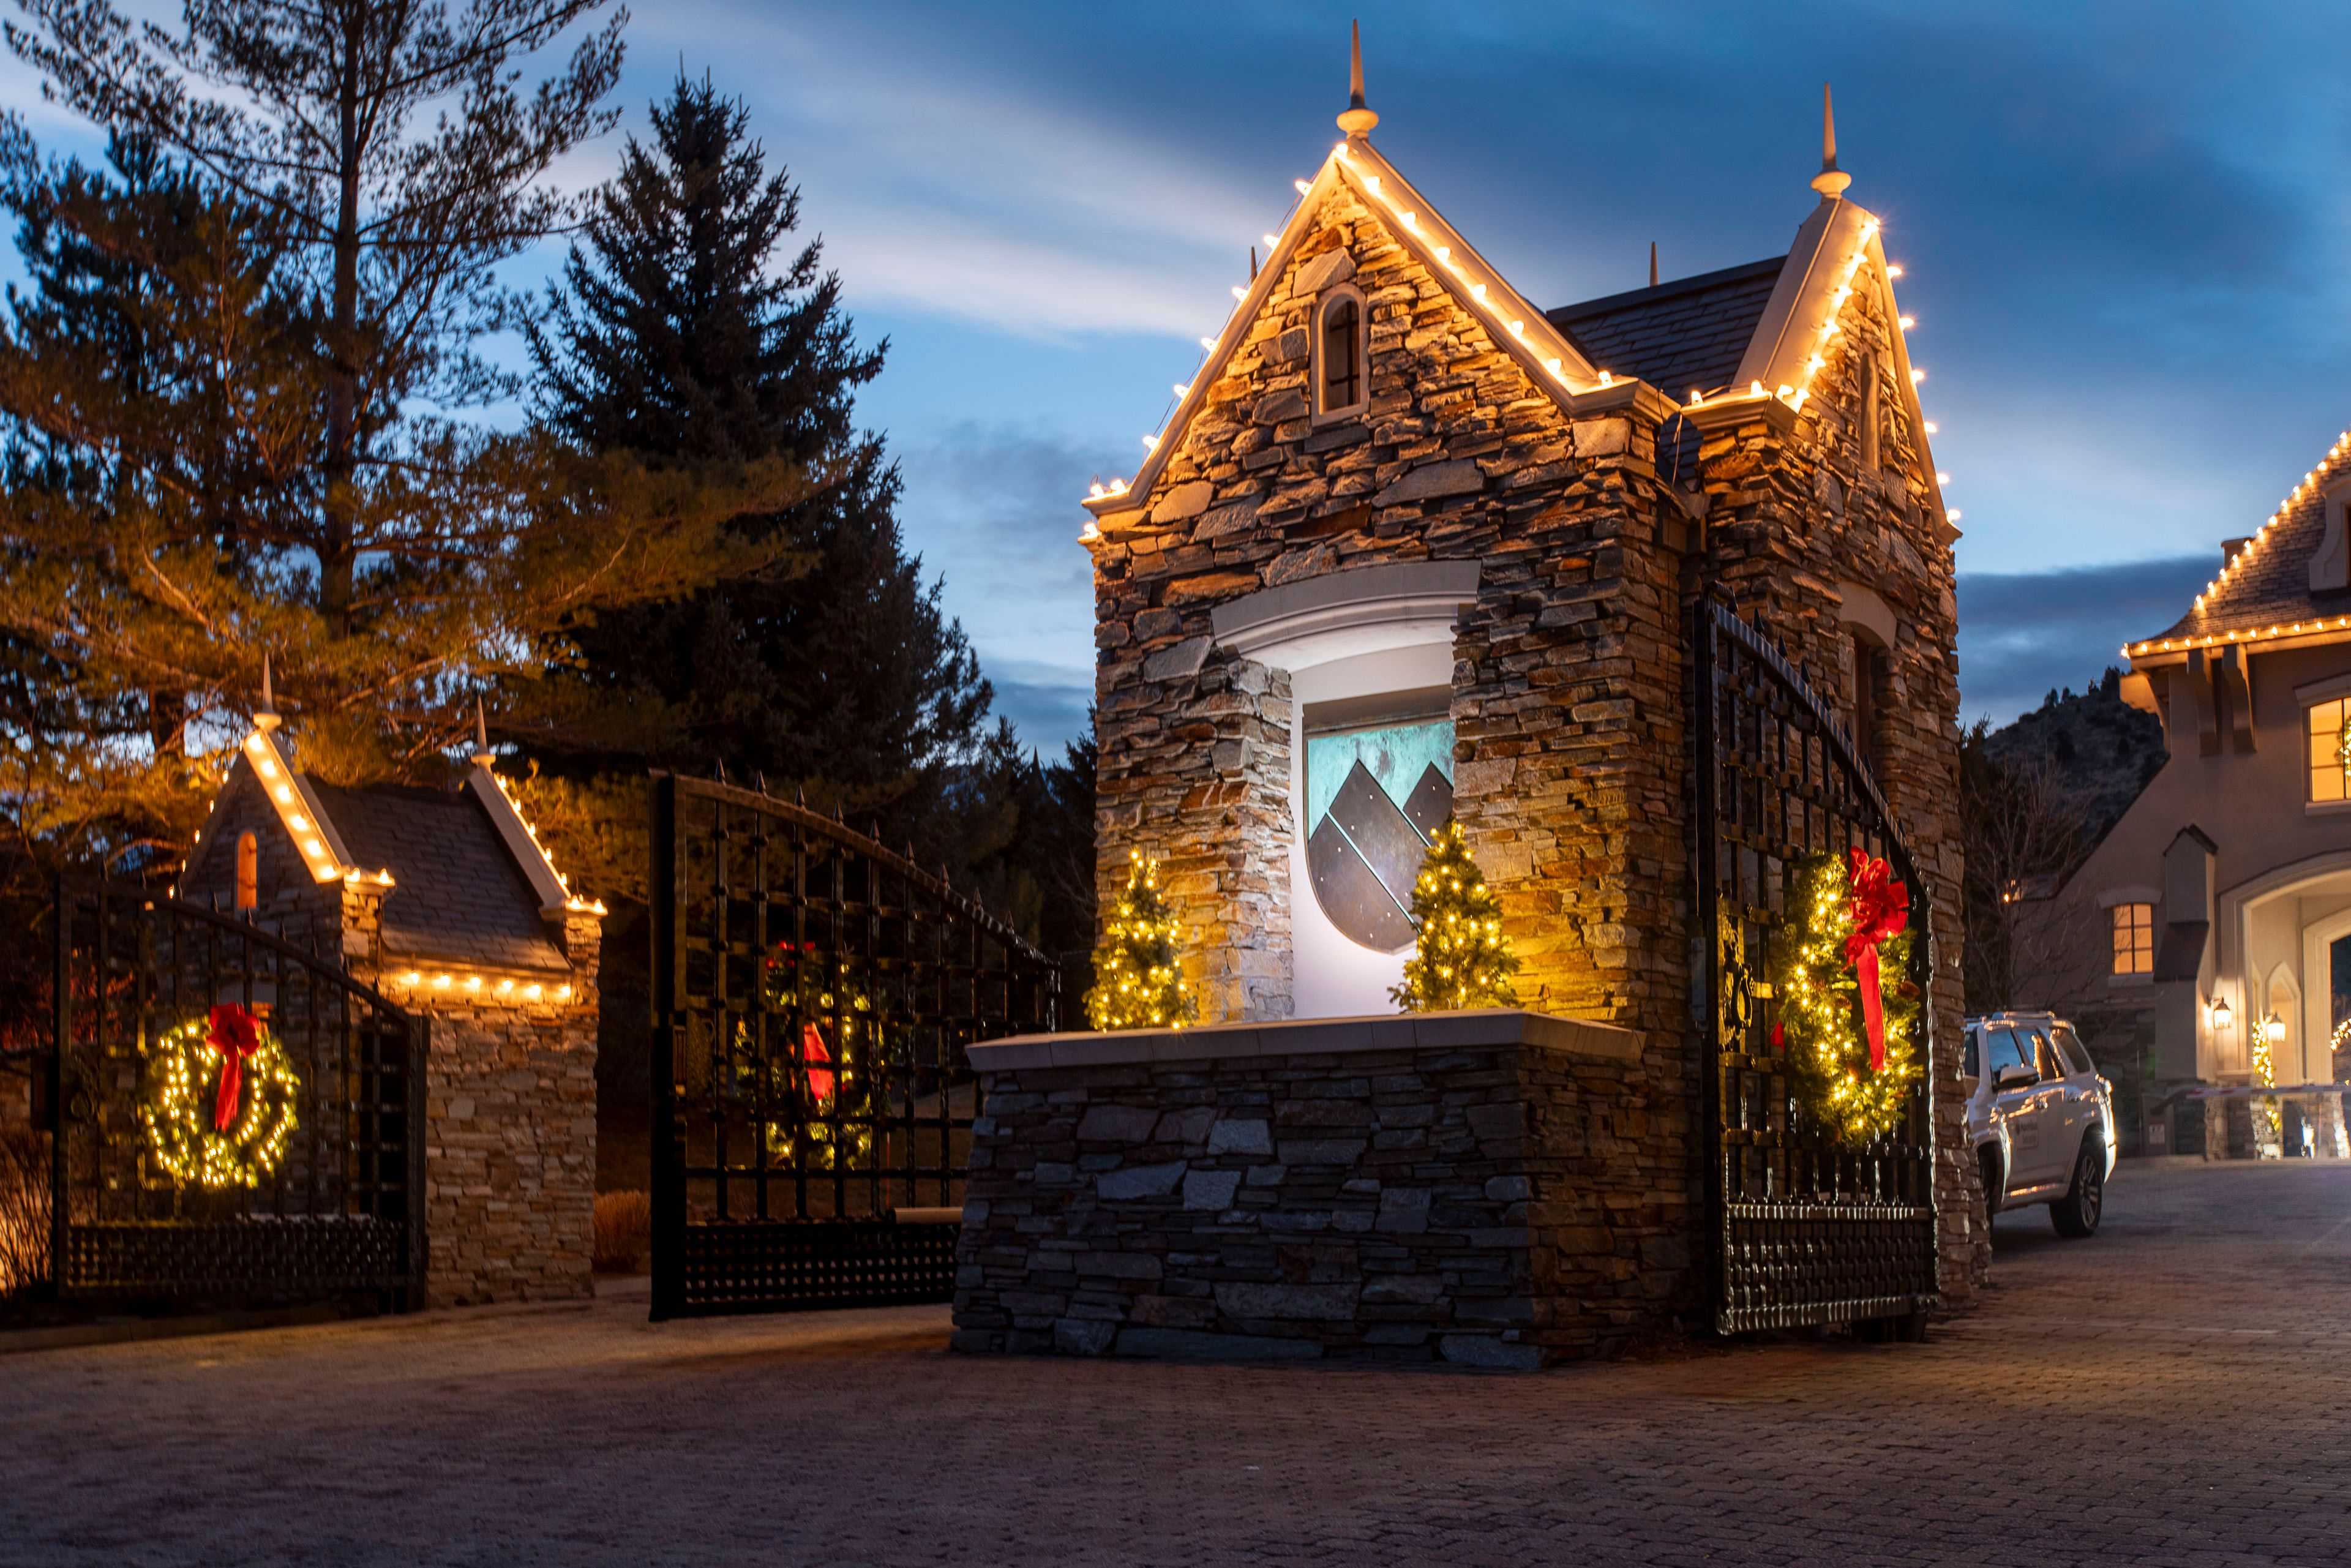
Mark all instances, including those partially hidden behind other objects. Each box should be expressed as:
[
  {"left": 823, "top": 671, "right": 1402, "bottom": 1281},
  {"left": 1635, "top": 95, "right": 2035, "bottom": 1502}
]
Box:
[
  {"left": 954, "top": 1035, "right": 1687, "bottom": 1367},
  {"left": 1086, "top": 174, "right": 1981, "bottom": 1307}
]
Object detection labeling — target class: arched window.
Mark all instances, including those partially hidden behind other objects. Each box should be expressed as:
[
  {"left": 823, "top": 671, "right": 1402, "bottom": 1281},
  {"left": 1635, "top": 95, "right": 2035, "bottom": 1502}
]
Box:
[{"left": 1315, "top": 290, "right": 1365, "bottom": 417}]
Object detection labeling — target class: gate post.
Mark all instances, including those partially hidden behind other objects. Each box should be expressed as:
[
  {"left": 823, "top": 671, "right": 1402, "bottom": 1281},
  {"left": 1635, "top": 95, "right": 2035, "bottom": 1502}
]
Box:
[
  {"left": 648, "top": 772, "right": 683, "bottom": 1322},
  {"left": 50, "top": 870, "right": 69, "bottom": 1297},
  {"left": 1687, "top": 600, "right": 1723, "bottom": 1335},
  {"left": 405, "top": 1013, "right": 429, "bottom": 1310}
]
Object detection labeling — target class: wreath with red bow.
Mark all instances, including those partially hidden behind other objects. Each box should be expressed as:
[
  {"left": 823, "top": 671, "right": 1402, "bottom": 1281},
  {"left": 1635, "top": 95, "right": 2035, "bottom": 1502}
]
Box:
[
  {"left": 1771, "top": 849, "right": 1923, "bottom": 1142},
  {"left": 139, "top": 1004, "right": 302, "bottom": 1188}
]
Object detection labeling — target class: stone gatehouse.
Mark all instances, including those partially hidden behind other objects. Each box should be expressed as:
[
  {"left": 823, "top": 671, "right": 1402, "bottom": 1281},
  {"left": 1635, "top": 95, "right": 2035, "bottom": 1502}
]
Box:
[
  {"left": 1014, "top": 52, "right": 1976, "bottom": 1350},
  {"left": 175, "top": 702, "right": 601, "bottom": 1307}
]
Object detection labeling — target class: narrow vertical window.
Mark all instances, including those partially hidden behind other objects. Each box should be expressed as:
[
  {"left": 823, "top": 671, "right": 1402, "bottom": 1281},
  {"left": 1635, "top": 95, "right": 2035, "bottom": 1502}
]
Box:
[
  {"left": 1319, "top": 295, "right": 1361, "bottom": 413},
  {"left": 2308, "top": 697, "right": 2349, "bottom": 803},
  {"left": 2110, "top": 903, "right": 2153, "bottom": 977},
  {"left": 1859, "top": 349, "right": 1882, "bottom": 468},
  {"left": 1849, "top": 631, "right": 1887, "bottom": 779}
]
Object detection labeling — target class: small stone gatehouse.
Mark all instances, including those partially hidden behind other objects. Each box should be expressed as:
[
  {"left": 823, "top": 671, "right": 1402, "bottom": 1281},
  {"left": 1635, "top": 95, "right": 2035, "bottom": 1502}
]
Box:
[
  {"left": 176, "top": 708, "right": 601, "bottom": 1305},
  {"left": 956, "top": 59, "right": 1975, "bottom": 1363}
]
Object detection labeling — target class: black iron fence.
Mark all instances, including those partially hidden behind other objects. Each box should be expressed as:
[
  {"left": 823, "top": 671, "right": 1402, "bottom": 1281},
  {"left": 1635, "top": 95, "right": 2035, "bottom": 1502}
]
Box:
[
  {"left": 1690, "top": 600, "right": 1940, "bottom": 1335},
  {"left": 649, "top": 774, "right": 1059, "bottom": 1318},
  {"left": 46, "top": 877, "right": 426, "bottom": 1307}
]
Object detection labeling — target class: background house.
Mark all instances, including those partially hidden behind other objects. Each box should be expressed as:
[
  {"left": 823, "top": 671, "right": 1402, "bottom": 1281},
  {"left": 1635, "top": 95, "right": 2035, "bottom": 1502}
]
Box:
[
  {"left": 175, "top": 702, "right": 602, "bottom": 1304},
  {"left": 2012, "top": 432, "right": 2351, "bottom": 1155}
]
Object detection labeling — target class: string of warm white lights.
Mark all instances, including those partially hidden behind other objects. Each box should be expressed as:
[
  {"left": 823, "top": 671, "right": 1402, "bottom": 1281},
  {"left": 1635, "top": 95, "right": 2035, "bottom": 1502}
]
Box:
[
  {"left": 1086, "top": 139, "right": 1610, "bottom": 516},
  {"left": 481, "top": 768, "right": 607, "bottom": 913},
  {"left": 2123, "top": 429, "right": 2351, "bottom": 660},
  {"left": 389, "top": 969, "right": 577, "bottom": 1002},
  {"left": 1083, "top": 137, "right": 1957, "bottom": 536}
]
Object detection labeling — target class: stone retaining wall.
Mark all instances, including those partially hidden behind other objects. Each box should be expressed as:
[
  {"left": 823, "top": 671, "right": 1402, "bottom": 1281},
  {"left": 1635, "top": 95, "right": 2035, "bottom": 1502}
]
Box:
[{"left": 951, "top": 1013, "right": 1685, "bottom": 1367}]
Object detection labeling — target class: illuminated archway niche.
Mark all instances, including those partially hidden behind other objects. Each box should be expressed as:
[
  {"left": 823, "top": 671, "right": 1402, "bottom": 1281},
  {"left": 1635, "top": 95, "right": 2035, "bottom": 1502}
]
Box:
[{"left": 1211, "top": 562, "right": 1481, "bottom": 1018}]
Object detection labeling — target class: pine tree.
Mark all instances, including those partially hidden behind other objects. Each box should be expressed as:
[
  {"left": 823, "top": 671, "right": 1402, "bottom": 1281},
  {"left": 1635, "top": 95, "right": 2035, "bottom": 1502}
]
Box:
[
  {"left": 0, "top": 2, "right": 806, "bottom": 874},
  {"left": 1390, "top": 820, "right": 1520, "bottom": 1011},
  {"left": 1084, "top": 849, "right": 1195, "bottom": 1032},
  {"left": 518, "top": 73, "right": 991, "bottom": 858}
]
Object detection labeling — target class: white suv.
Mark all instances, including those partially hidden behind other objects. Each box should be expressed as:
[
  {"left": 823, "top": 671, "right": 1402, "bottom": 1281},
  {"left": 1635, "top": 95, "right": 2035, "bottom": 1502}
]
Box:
[{"left": 1963, "top": 1012, "right": 2117, "bottom": 1238}]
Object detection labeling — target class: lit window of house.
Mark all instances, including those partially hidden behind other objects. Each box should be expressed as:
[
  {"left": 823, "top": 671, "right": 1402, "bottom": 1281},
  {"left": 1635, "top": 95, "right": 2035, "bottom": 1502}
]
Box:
[
  {"left": 2307, "top": 697, "right": 2351, "bottom": 803},
  {"left": 2110, "top": 902, "right": 2154, "bottom": 976}
]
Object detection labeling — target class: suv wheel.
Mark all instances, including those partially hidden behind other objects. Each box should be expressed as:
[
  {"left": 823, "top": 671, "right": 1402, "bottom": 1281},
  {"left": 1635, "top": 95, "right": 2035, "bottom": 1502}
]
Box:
[
  {"left": 1978, "top": 1146, "right": 2002, "bottom": 1218},
  {"left": 2050, "top": 1139, "right": 2104, "bottom": 1239}
]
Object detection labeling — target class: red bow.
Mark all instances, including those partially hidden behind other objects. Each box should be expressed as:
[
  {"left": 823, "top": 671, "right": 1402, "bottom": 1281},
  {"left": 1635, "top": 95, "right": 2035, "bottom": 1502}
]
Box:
[
  {"left": 206, "top": 1004, "right": 263, "bottom": 1133},
  {"left": 800, "top": 1024, "right": 836, "bottom": 1103},
  {"left": 1842, "top": 849, "right": 1909, "bottom": 1072}
]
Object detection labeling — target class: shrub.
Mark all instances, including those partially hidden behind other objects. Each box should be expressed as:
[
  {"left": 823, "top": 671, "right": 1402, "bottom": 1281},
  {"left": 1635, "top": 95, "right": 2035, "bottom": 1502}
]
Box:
[
  {"left": 593, "top": 1189, "right": 651, "bottom": 1273},
  {"left": 0, "top": 1127, "right": 50, "bottom": 1300}
]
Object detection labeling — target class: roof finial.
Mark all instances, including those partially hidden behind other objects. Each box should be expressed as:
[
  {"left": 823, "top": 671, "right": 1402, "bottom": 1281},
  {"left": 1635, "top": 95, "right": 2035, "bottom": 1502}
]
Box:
[
  {"left": 1812, "top": 82, "right": 1851, "bottom": 199},
  {"left": 471, "top": 696, "right": 493, "bottom": 768},
  {"left": 1649, "top": 241, "right": 1659, "bottom": 288},
  {"left": 254, "top": 652, "right": 280, "bottom": 733},
  {"left": 1337, "top": 20, "right": 1378, "bottom": 138}
]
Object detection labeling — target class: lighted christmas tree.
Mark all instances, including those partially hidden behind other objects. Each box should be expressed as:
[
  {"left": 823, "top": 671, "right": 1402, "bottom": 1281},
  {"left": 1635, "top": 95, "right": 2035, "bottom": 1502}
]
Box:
[
  {"left": 1084, "top": 849, "right": 1196, "bottom": 1031},
  {"left": 1390, "top": 820, "right": 1520, "bottom": 1011}
]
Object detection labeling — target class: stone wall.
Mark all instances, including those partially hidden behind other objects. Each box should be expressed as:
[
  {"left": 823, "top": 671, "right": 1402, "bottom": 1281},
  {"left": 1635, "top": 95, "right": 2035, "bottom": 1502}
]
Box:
[
  {"left": 952, "top": 1016, "right": 1685, "bottom": 1367},
  {"left": 419, "top": 995, "right": 597, "bottom": 1305}
]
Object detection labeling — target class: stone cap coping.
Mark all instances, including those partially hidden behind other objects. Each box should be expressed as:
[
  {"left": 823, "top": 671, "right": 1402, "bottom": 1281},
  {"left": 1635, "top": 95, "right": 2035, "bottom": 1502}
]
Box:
[{"left": 969, "top": 1008, "right": 1640, "bottom": 1073}]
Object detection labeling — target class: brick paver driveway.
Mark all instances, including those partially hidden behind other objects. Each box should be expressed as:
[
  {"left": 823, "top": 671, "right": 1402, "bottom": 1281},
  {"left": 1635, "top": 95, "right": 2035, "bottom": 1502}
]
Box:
[{"left": 7, "top": 1158, "right": 2350, "bottom": 1566}]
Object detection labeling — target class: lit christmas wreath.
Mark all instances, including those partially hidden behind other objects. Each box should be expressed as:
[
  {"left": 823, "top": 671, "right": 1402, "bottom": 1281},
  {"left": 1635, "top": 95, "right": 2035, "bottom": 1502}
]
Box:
[
  {"left": 1771, "top": 849, "right": 1922, "bottom": 1143},
  {"left": 140, "top": 1004, "right": 301, "bottom": 1188}
]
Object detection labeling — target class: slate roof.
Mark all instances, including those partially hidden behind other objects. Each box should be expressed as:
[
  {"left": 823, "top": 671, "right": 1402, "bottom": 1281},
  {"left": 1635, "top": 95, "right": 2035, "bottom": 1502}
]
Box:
[
  {"left": 2143, "top": 468, "right": 2351, "bottom": 645},
  {"left": 1545, "top": 257, "right": 1788, "bottom": 402},
  {"left": 309, "top": 781, "right": 569, "bottom": 972}
]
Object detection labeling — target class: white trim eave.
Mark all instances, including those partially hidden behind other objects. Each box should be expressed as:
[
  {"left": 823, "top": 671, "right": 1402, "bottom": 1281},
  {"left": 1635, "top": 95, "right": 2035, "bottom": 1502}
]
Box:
[
  {"left": 2129, "top": 623, "right": 2351, "bottom": 674},
  {"left": 465, "top": 765, "right": 574, "bottom": 913},
  {"left": 238, "top": 729, "right": 356, "bottom": 883},
  {"left": 1734, "top": 196, "right": 1953, "bottom": 541},
  {"left": 1211, "top": 560, "right": 1482, "bottom": 671},
  {"left": 1084, "top": 138, "right": 1636, "bottom": 519}
]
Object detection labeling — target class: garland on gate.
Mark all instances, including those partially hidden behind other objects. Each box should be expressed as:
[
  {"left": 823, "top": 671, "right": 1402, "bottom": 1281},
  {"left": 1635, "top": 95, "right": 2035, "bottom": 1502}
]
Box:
[
  {"left": 1771, "top": 848, "right": 1922, "bottom": 1143},
  {"left": 140, "top": 1004, "right": 302, "bottom": 1188}
]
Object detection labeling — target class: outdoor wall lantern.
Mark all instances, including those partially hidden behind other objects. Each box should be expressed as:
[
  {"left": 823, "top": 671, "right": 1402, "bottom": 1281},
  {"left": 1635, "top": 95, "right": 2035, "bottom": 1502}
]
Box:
[
  {"left": 2209, "top": 994, "right": 2233, "bottom": 1036},
  {"left": 2265, "top": 1011, "right": 2287, "bottom": 1048}
]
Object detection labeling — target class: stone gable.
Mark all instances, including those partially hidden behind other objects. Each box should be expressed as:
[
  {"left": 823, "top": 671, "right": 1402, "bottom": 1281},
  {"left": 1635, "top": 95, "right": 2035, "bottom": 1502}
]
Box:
[{"left": 1091, "top": 181, "right": 1689, "bottom": 1039}]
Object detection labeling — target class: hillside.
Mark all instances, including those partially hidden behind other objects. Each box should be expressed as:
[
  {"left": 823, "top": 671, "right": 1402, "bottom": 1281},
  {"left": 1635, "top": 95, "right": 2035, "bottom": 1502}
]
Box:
[{"left": 1979, "top": 667, "right": 2168, "bottom": 847}]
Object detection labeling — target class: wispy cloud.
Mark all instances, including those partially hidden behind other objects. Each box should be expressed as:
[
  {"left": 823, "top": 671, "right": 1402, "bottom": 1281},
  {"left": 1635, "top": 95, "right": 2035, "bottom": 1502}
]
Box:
[
  {"left": 630, "top": 2, "right": 1270, "bottom": 340},
  {"left": 1957, "top": 555, "right": 2213, "bottom": 727},
  {"left": 895, "top": 422, "right": 1115, "bottom": 752}
]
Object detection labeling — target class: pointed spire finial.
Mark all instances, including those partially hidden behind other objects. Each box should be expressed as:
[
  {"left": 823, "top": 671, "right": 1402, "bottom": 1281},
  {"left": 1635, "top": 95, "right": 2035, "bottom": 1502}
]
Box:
[
  {"left": 471, "top": 696, "right": 493, "bottom": 768},
  {"left": 1649, "top": 241, "right": 1659, "bottom": 288},
  {"left": 254, "top": 653, "right": 280, "bottom": 733},
  {"left": 1337, "top": 20, "right": 1378, "bottom": 138},
  {"left": 1811, "top": 83, "right": 1851, "bottom": 199}
]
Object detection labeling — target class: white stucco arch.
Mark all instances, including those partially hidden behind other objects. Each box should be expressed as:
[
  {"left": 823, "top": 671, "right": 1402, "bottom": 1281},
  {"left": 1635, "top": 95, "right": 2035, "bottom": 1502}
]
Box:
[{"left": 1212, "top": 562, "right": 1482, "bottom": 1018}]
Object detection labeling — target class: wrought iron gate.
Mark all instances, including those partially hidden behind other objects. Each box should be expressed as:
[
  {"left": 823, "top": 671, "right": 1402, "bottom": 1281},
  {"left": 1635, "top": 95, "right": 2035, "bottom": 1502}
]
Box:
[
  {"left": 1690, "top": 601, "right": 1940, "bottom": 1334},
  {"left": 48, "top": 878, "right": 426, "bottom": 1307},
  {"left": 649, "top": 773, "right": 1059, "bottom": 1319}
]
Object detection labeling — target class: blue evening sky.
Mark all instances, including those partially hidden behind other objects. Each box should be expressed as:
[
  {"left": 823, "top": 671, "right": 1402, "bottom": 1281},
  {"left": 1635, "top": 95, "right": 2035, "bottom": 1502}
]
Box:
[{"left": 12, "top": 1, "right": 2347, "bottom": 754}]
